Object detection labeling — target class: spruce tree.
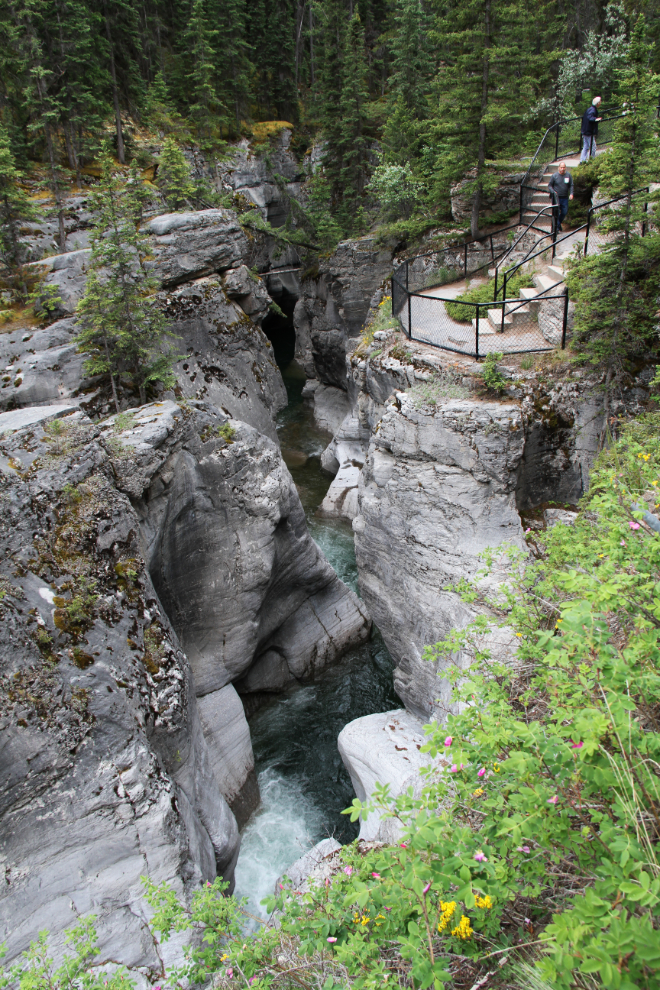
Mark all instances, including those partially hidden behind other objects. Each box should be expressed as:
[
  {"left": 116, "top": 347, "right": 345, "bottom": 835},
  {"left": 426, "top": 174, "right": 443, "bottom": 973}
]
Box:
[
  {"left": 157, "top": 138, "right": 195, "bottom": 210},
  {"left": 0, "top": 124, "right": 39, "bottom": 272},
  {"left": 336, "top": 12, "right": 370, "bottom": 226},
  {"left": 429, "top": 0, "right": 558, "bottom": 235},
  {"left": 76, "top": 157, "right": 177, "bottom": 411},
  {"left": 382, "top": 0, "right": 432, "bottom": 165},
  {"left": 183, "top": 0, "right": 226, "bottom": 146}
]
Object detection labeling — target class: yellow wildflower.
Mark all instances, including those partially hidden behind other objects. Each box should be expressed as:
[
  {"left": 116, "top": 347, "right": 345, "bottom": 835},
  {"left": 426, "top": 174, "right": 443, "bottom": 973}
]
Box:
[
  {"left": 361, "top": 915, "right": 370, "bottom": 926},
  {"left": 473, "top": 787, "right": 484, "bottom": 797},
  {"left": 652, "top": 480, "right": 658, "bottom": 486},
  {"left": 475, "top": 895, "right": 493, "bottom": 909},
  {"left": 221, "top": 955, "right": 230, "bottom": 962},
  {"left": 437, "top": 901, "right": 456, "bottom": 932},
  {"left": 353, "top": 913, "right": 360, "bottom": 924},
  {"left": 493, "top": 763, "right": 500, "bottom": 772},
  {"left": 452, "top": 915, "right": 473, "bottom": 940}
]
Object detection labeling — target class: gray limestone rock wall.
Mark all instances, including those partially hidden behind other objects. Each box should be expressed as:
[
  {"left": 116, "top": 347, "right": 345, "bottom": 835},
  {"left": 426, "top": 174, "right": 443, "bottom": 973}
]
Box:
[
  {"left": 353, "top": 390, "right": 525, "bottom": 719},
  {"left": 0, "top": 396, "right": 373, "bottom": 971},
  {"left": 0, "top": 407, "right": 239, "bottom": 976},
  {"left": 294, "top": 238, "right": 394, "bottom": 386}
]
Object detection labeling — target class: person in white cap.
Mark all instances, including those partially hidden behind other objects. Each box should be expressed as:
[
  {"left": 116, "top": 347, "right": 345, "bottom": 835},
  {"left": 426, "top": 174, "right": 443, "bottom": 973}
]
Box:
[{"left": 580, "top": 96, "right": 602, "bottom": 162}]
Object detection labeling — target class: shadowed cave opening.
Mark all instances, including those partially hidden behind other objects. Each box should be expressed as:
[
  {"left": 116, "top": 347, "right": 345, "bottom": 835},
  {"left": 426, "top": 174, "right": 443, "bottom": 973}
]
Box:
[{"left": 261, "top": 283, "right": 297, "bottom": 368}]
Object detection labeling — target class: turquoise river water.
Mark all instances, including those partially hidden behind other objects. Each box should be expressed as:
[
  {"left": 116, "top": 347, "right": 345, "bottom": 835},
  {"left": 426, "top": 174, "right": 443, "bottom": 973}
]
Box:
[{"left": 232, "top": 364, "right": 400, "bottom": 922}]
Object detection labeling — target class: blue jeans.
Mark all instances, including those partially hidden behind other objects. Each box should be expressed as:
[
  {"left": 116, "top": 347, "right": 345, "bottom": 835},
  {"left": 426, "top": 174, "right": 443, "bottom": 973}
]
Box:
[
  {"left": 580, "top": 133, "right": 597, "bottom": 161},
  {"left": 556, "top": 197, "right": 569, "bottom": 231}
]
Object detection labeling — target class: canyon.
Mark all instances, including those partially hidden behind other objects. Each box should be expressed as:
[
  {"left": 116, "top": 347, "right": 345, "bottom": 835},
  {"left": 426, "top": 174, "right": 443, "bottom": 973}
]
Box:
[{"left": 1, "top": 130, "right": 654, "bottom": 976}]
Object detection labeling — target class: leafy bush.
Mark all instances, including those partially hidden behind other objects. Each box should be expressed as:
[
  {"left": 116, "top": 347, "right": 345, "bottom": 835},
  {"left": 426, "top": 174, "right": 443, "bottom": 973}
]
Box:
[
  {"left": 480, "top": 351, "right": 507, "bottom": 392},
  {"left": 445, "top": 272, "right": 534, "bottom": 323}
]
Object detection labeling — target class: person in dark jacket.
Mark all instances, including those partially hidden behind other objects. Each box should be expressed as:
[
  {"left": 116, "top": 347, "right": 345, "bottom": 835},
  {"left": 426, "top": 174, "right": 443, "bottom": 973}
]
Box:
[
  {"left": 548, "top": 161, "right": 574, "bottom": 232},
  {"left": 580, "top": 96, "right": 602, "bottom": 161}
]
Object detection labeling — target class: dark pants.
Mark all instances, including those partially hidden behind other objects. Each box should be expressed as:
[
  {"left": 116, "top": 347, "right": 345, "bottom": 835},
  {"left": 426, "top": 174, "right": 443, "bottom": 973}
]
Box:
[{"left": 556, "top": 197, "right": 569, "bottom": 231}]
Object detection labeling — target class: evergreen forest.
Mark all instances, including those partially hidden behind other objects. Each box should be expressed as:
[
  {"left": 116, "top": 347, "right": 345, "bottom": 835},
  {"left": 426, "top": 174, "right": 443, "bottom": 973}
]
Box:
[{"left": 1, "top": 0, "right": 659, "bottom": 242}]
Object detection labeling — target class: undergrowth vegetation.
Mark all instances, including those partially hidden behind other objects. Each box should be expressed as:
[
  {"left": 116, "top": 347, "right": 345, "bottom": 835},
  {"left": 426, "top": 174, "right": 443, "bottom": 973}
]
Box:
[{"left": 5, "top": 419, "right": 660, "bottom": 989}]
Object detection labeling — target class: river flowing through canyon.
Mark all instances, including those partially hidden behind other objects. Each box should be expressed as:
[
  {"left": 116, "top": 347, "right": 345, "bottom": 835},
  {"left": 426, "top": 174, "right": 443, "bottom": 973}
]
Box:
[{"left": 233, "top": 364, "right": 400, "bottom": 922}]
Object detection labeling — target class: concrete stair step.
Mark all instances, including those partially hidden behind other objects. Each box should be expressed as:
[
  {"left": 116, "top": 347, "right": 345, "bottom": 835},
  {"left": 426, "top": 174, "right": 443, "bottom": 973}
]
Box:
[
  {"left": 487, "top": 308, "right": 513, "bottom": 330},
  {"left": 471, "top": 318, "right": 498, "bottom": 335},
  {"left": 520, "top": 287, "right": 541, "bottom": 307},
  {"left": 534, "top": 273, "right": 562, "bottom": 292},
  {"left": 547, "top": 264, "right": 566, "bottom": 279},
  {"left": 504, "top": 301, "right": 531, "bottom": 317}
]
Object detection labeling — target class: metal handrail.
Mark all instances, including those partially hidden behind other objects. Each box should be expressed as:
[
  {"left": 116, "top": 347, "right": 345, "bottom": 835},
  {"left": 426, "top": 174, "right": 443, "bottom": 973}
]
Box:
[
  {"left": 493, "top": 200, "right": 559, "bottom": 299},
  {"left": 584, "top": 186, "right": 650, "bottom": 255},
  {"left": 499, "top": 225, "right": 587, "bottom": 303},
  {"left": 519, "top": 106, "right": 628, "bottom": 201}
]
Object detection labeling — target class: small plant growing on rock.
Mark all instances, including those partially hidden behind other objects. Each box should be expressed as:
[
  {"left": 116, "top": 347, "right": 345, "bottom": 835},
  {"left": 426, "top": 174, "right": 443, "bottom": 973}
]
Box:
[{"left": 480, "top": 351, "right": 507, "bottom": 393}]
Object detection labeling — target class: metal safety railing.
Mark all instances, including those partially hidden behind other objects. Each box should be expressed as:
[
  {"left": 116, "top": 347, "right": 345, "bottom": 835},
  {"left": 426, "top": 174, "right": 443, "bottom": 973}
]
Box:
[
  {"left": 519, "top": 108, "right": 628, "bottom": 223},
  {"left": 493, "top": 186, "right": 652, "bottom": 302},
  {"left": 392, "top": 220, "right": 549, "bottom": 317},
  {"left": 392, "top": 266, "right": 569, "bottom": 358}
]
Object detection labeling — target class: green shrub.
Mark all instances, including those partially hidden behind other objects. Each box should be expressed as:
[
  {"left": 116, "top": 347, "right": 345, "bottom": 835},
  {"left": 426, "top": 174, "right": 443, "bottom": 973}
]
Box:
[
  {"left": 480, "top": 350, "right": 507, "bottom": 392},
  {"left": 445, "top": 271, "right": 534, "bottom": 323}
]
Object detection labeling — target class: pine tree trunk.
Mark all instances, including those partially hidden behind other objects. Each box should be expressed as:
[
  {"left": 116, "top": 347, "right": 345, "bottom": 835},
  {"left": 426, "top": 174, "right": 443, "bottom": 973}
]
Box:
[
  {"left": 295, "top": 1, "right": 305, "bottom": 90},
  {"left": 104, "top": 6, "right": 125, "bottom": 164},
  {"left": 309, "top": 5, "right": 315, "bottom": 83},
  {"left": 471, "top": 0, "right": 491, "bottom": 239}
]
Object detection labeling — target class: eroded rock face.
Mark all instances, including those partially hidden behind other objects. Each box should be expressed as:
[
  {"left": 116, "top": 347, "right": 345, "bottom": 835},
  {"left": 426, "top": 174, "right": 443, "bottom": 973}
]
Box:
[
  {"left": 294, "top": 240, "right": 393, "bottom": 385},
  {"left": 0, "top": 407, "right": 238, "bottom": 974},
  {"left": 127, "top": 404, "right": 371, "bottom": 715},
  {"left": 163, "top": 276, "right": 286, "bottom": 440},
  {"left": 353, "top": 391, "right": 525, "bottom": 718},
  {"left": 0, "top": 319, "right": 88, "bottom": 412}
]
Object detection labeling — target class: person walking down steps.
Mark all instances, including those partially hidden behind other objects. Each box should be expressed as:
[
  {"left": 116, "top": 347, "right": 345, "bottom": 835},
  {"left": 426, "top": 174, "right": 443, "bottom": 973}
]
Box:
[
  {"left": 580, "top": 95, "right": 602, "bottom": 161},
  {"left": 548, "top": 161, "right": 573, "bottom": 232}
]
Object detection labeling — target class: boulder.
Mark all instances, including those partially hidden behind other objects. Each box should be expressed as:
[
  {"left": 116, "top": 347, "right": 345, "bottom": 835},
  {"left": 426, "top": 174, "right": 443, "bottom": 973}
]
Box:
[
  {"left": 277, "top": 838, "right": 342, "bottom": 893},
  {"left": 148, "top": 210, "right": 249, "bottom": 287},
  {"left": 222, "top": 265, "right": 271, "bottom": 324},
  {"left": 338, "top": 710, "right": 433, "bottom": 841}
]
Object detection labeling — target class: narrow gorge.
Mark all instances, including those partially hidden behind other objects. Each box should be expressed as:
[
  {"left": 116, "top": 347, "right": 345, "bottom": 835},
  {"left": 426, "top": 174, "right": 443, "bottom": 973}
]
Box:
[{"left": 1, "top": 66, "right": 658, "bottom": 985}]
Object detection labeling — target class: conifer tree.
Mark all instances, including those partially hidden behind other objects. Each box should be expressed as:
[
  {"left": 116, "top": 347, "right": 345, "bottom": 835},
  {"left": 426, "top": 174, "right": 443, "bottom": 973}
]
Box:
[
  {"left": 0, "top": 124, "right": 39, "bottom": 272},
  {"left": 429, "top": 0, "right": 557, "bottom": 235},
  {"left": 336, "top": 12, "right": 370, "bottom": 225},
  {"left": 209, "top": 0, "right": 253, "bottom": 132},
  {"left": 157, "top": 138, "right": 195, "bottom": 210},
  {"left": 76, "top": 157, "right": 177, "bottom": 411},
  {"left": 184, "top": 0, "right": 225, "bottom": 145},
  {"left": 566, "top": 16, "right": 660, "bottom": 377}
]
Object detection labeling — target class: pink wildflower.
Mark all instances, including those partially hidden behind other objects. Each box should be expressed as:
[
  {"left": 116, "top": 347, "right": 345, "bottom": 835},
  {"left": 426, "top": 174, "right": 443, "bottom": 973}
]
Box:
[
  {"left": 400, "top": 843, "right": 407, "bottom": 849},
  {"left": 620, "top": 540, "right": 626, "bottom": 546},
  {"left": 449, "top": 764, "right": 458, "bottom": 773},
  {"left": 477, "top": 767, "right": 486, "bottom": 777},
  {"left": 570, "top": 740, "right": 584, "bottom": 749},
  {"left": 474, "top": 850, "right": 488, "bottom": 862},
  {"left": 343, "top": 866, "right": 353, "bottom": 876},
  {"left": 629, "top": 521, "right": 641, "bottom": 530},
  {"left": 206, "top": 882, "right": 211, "bottom": 888},
  {"left": 279, "top": 883, "right": 284, "bottom": 889},
  {"left": 371, "top": 872, "right": 381, "bottom": 879},
  {"left": 327, "top": 937, "right": 337, "bottom": 943},
  {"left": 444, "top": 736, "right": 452, "bottom": 747},
  {"left": 226, "top": 970, "right": 233, "bottom": 979},
  {"left": 422, "top": 882, "right": 431, "bottom": 894},
  {"left": 547, "top": 796, "right": 559, "bottom": 805},
  {"left": 516, "top": 846, "right": 531, "bottom": 854}
]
